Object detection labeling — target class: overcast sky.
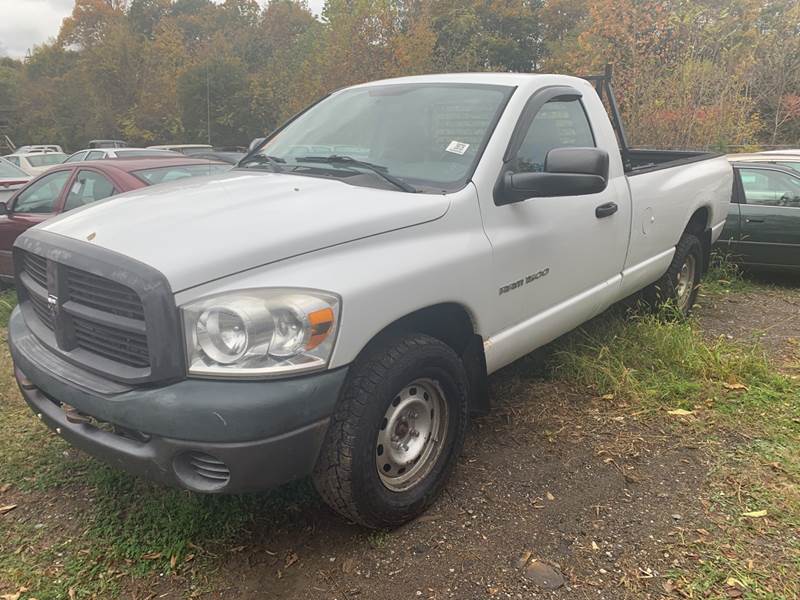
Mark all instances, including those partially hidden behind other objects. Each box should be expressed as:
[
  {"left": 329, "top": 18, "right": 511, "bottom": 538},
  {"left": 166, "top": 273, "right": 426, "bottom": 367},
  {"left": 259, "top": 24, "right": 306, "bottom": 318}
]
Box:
[{"left": 0, "top": 0, "right": 326, "bottom": 59}]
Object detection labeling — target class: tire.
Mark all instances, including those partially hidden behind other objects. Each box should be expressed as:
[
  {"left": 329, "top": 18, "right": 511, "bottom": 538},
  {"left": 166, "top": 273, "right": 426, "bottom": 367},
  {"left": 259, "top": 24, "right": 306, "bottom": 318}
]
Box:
[
  {"left": 644, "top": 232, "right": 703, "bottom": 315},
  {"left": 312, "top": 333, "right": 469, "bottom": 529}
]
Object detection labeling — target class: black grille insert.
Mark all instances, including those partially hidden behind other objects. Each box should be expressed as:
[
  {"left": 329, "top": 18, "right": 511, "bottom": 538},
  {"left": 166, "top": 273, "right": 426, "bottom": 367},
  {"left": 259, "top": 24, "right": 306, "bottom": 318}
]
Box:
[
  {"left": 66, "top": 267, "right": 145, "bottom": 321},
  {"left": 22, "top": 252, "right": 47, "bottom": 289},
  {"left": 19, "top": 250, "right": 151, "bottom": 370},
  {"left": 72, "top": 317, "right": 150, "bottom": 368}
]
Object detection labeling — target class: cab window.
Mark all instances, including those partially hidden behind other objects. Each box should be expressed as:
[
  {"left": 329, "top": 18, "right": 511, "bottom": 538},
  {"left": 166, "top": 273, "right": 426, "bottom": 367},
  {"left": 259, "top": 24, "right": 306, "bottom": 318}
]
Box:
[
  {"left": 13, "top": 170, "right": 71, "bottom": 214},
  {"left": 514, "top": 98, "right": 595, "bottom": 173},
  {"left": 64, "top": 170, "right": 116, "bottom": 211}
]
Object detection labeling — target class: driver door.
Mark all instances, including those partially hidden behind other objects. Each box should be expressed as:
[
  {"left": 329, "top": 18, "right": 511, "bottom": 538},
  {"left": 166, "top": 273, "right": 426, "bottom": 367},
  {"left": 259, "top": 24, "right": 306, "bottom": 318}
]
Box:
[
  {"left": 0, "top": 169, "right": 73, "bottom": 278},
  {"left": 476, "top": 87, "right": 630, "bottom": 370},
  {"left": 735, "top": 166, "right": 800, "bottom": 269}
]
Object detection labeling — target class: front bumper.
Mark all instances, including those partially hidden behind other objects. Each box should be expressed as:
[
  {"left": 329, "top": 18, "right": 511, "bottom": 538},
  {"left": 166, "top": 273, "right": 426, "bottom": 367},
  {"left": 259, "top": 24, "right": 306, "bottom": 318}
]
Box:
[{"left": 8, "top": 307, "right": 348, "bottom": 493}]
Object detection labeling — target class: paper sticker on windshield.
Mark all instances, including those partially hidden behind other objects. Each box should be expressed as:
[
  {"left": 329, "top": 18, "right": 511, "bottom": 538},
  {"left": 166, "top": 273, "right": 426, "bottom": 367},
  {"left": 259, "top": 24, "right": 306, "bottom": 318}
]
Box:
[{"left": 446, "top": 141, "right": 470, "bottom": 155}]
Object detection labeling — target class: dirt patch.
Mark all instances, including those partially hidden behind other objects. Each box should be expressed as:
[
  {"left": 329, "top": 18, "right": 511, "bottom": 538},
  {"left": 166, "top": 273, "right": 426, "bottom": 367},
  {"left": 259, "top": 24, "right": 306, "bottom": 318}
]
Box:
[
  {"left": 168, "top": 361, "right": 711, "bottom": 600},
  {"left": 696, "top": 277, "right": 800, "bottom": 370}
]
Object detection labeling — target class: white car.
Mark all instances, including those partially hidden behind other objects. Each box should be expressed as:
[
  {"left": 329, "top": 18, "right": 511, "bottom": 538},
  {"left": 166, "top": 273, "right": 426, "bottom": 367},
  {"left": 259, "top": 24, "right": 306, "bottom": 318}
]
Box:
[
  {"left": 146, "top": 144, "right": 213, "bottom": 156},
  {"left": 13, "top": 145, "right": 63, "bottom": 154},
  {"left": 760, "top": 149, "right": 800, "bottom": 156},
  {"left": 4, "top": 151, "right": 68, "bottom": 176},
  {"left": 0, "top": 156, "right": 30, "bottom": 204},
  {"left": 63, "top": 148, "right": 180, "bottom": 162},
  {"left": 9, "top": 72, "right": 732, "bottom": 529}
]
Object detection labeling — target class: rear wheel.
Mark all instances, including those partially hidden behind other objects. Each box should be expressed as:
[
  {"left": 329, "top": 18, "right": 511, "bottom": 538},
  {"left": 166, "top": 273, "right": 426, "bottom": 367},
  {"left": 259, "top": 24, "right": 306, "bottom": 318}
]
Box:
[
  {"left": 312, "top": 333, "right": 469, "bottom": 529},
  {"left": 645, "top": 232, "right": 703, "bottom": 315}
]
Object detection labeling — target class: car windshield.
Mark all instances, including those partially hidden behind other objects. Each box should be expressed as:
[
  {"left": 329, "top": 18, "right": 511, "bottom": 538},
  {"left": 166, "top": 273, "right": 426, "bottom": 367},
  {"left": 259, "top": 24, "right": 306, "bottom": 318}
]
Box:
[
  {"left": 241, "top": 83, "right": 514, "bottom": 193},
  {"left": 26, "top": 153, "right": 68, "bottom": 167},
  {"left": 0, "top": 158, "right": 28, "bottom": 178},
  {"left": 133, "top": 163, "right": 231, "bottom": 184}
]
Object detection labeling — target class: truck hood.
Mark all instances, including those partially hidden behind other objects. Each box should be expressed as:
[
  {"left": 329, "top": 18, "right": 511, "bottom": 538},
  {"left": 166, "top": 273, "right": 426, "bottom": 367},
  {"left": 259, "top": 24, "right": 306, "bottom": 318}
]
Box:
[{"left": 38, "top": 171, "right": 450, "bottom": 291}]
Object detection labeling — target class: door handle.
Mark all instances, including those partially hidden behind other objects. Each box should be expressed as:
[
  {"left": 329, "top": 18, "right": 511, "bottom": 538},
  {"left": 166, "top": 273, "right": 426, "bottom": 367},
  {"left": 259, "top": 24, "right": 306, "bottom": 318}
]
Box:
[
  {"left": 745, "top": 218, "right": 764, "bottom": 223},
  {"left": 595, "top": 202, "right": 618, "bottom": 218}
]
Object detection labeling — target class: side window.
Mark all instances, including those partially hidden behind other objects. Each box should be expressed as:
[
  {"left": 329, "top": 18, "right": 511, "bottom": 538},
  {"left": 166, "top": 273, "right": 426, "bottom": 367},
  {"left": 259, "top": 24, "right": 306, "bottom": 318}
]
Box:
[
  {"left": 6, "top": 156, "right": 20, "bottom": 167},
  {"left": 514, "top": 98, "right": 595, "bottom": 173},
  {"left": 739, "top": 168, "right": 800, "bottom": 207},
  {"left": 12, "top": 170, "right": 72, "bottom": 214},
  {"left": 64, "top": 170, "right": 116, "bottom": 211},
  {"left": 86, "top": 151, "right": 105, "bottom": 161}
]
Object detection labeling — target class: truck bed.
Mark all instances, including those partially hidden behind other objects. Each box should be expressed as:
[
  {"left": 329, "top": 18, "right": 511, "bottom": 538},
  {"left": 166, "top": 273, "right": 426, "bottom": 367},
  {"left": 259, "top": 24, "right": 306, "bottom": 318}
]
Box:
[{"left": 626, "top": 149, "right": 722, "bottom": 175}]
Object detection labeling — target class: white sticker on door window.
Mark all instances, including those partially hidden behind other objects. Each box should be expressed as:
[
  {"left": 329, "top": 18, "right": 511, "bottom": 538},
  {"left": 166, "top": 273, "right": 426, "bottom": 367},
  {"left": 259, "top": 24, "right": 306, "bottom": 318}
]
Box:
[{"left": 445, "top": 141, "right": 470, "bottom": 155}]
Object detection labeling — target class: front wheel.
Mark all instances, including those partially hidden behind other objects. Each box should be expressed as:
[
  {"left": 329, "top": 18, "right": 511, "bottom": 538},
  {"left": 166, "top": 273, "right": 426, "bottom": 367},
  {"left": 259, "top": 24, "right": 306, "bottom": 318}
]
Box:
[
  {"left": 645, "top": 232, "right": 704, "bottom": 315},
  {"left": 312, "top": 333, "right": 469, "bottom": 528}
]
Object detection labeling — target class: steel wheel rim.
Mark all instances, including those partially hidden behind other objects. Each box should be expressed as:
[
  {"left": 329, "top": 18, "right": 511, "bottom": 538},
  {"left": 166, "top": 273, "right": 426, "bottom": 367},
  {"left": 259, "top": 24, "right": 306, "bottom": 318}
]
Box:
[
  {"left": 376, "top": 378, "right": 448, "bottom": 492},
  {"left": 675, "top": 254, "right": 696, "bottom": 310}
]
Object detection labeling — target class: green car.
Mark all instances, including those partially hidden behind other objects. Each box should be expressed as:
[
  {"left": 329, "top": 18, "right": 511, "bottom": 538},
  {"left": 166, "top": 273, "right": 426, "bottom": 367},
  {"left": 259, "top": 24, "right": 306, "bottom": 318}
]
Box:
[{"left": 718, "top": 162, "right": 800, "bottom": 271}]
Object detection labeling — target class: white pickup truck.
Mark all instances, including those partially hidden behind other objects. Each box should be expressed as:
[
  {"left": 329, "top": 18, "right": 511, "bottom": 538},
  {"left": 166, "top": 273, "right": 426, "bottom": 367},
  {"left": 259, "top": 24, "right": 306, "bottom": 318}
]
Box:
[{"left": 9, "top": 71, "right": 732, "bottom": 528}]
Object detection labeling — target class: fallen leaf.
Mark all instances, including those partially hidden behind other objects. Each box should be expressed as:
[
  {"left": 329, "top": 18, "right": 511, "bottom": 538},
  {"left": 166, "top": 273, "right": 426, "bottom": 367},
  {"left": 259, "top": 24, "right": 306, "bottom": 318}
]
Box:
[
  {"left": 0, "top": 483, "right": 11, "bottom": 493},
  {"left": 591, "top": 541, "right": 599, "bottom": 551},
  {"left": 285, "top": 552, "right": 299, "bottom": 568},
  {"left": 546, "top": 492, "right": 555, "bottom": 501},
  {"left": 170, "top": 555, "right": 177, "bottom": 569},
  {"left": 0, "top": 593, "right": 20, "bottom": 600},
  {"left": 142, "top": 552, "right": 162, "bottom": 560},
  {"left": 0, "top": 504, "right": 18, "bottom": 515},
  {"left": 601, "top": 393, "right": 614, "bottom": 401},
  {"left": 667, "top": 408, "right": 694, "bottom": 416},
  {"left": 662, "top": 579, "right": 676, "bottom": 593},
  {"left": 741, "top": 510, "right": 767, "bottom": 518},
  {"left": 68, "top": 587, "right": 77, "bottom": 600},
  {"left": 723, "top": 382, "right": 747, "bottom": 391}
]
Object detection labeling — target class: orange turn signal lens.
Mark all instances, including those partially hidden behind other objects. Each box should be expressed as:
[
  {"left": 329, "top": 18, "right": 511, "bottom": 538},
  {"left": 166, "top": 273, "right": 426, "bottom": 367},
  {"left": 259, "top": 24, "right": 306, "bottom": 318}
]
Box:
[{"left": 306, "top": 307, "right": 335, "bottom": 350}]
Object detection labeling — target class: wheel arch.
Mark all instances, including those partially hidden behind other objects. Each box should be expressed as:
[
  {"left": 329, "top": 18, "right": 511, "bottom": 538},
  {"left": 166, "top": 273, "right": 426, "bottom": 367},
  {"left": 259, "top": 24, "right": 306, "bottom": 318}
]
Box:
[
  {"left": 683, "top": 205, "right": 712, "bottom": 272},
  {"left": 356, "top": 302, "right": 490, "bottom": 415}
]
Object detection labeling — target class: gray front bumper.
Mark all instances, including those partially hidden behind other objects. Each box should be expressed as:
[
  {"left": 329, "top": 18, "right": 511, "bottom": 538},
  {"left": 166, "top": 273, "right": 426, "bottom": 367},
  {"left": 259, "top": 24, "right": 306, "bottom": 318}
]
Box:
[{"left": 8, "top": 307, "right": 348, "bottom": 493}]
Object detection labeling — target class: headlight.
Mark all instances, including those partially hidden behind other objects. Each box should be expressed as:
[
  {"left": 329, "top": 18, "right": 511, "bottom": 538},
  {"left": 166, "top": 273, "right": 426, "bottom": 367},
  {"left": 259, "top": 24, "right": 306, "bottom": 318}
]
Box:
[{"left": 182, "top": 289, "right": 339, "bottom": 378}]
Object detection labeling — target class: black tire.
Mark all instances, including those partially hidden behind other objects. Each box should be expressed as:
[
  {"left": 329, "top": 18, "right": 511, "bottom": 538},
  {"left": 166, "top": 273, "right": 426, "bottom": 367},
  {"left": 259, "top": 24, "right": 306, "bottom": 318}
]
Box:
[
  {"left": 644, "top": 232, "right": 704, "bottom": 315},
  {"left": 312, "top": 333, "right": 469, "bottom": 529}
]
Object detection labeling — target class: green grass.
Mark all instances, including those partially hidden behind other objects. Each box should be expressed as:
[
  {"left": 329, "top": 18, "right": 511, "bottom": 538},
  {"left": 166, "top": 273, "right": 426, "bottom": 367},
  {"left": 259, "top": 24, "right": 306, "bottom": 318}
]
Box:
[{"left": 0, "top": 288, "right": 17, "bottom": 327}]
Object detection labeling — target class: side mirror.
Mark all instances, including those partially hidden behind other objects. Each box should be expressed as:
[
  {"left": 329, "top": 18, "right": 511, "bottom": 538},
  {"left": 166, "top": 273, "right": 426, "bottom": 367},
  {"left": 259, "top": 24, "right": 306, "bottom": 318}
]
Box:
[
  {"left": 0, "top": 201, "right": 8, "bottom": 215},
  {"left": 496, "top": 147, "right": 609, "bottom": 205},
  {"left": 248, "top": 137, "right": 266, "bottom": 153}
]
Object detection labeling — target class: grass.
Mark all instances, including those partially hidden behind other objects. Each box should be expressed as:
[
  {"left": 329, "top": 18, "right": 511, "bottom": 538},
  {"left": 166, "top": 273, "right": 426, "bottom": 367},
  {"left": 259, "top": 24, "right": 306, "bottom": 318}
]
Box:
[{"left": 0, "top": 274, "right": 798, "bottom": 598}]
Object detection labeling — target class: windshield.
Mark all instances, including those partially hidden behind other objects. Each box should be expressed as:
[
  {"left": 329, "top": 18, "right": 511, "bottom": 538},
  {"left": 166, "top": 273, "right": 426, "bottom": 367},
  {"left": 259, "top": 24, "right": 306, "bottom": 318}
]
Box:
[
  {"left": 133, "top": 163, "right": 231, "bottom": 184},
  {"left": 27, "top": 153, "right": 67, "bottom": 167},
  {"left": 0, "top": 157, "right": 28, "bottom": 178},
  {"left": 242, "top": 83, "right": 514, "bottom": 193}
]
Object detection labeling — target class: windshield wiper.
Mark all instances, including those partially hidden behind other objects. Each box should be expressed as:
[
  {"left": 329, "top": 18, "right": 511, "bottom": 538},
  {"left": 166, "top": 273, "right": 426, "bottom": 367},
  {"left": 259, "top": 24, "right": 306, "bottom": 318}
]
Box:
[
  {"left": 238, "top": 154, "right": 285, "bottom": 172},
  {"left": 294, "top": 155, "right": 417, "bottom": 193}
]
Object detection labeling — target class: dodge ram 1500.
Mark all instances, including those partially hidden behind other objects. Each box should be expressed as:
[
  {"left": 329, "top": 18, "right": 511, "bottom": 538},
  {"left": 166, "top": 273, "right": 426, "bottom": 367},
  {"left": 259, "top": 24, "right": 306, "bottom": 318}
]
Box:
[{"left": 9, "top": 70, "right": 732, "bottom": 528}]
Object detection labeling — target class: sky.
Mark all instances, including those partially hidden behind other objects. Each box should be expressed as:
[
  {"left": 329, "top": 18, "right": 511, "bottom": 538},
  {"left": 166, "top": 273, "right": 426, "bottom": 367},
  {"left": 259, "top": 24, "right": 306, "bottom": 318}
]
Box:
[{"left": 0, "top": 0, "right": 326, "bottom": 59}]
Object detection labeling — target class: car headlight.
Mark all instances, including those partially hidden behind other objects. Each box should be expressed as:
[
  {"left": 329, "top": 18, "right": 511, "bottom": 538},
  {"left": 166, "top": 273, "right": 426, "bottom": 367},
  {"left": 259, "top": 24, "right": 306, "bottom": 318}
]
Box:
[{"left": 182, "top": 289, "right": 340, "bottom": 378}]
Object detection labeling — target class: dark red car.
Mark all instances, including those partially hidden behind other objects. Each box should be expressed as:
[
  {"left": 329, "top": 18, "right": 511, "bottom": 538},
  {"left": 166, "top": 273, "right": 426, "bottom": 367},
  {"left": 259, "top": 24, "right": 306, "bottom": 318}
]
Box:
[{"left": 0, "top": 157, "right": 230, "bottom": 282}]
